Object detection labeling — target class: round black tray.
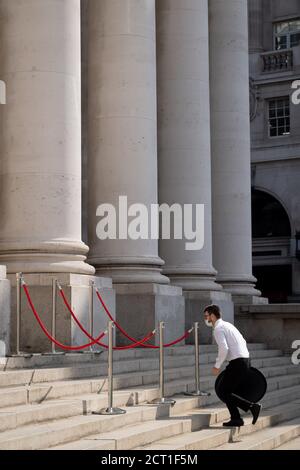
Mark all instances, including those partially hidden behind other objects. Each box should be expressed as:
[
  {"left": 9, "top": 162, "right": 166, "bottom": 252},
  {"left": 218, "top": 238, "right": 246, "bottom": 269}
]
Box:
[{"left": 215, "top": 366, "right": 267, "bottom": 403}]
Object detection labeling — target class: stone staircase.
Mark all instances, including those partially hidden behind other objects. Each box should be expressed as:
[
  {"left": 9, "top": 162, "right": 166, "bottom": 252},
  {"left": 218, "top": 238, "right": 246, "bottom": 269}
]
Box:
[{"left": 0, "top": 343, "right": 299, "bottom": 450}]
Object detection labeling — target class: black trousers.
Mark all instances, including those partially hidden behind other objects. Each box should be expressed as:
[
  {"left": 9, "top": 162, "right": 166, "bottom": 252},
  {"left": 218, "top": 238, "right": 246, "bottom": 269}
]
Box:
[{"left": 218, "top": 358, "right": 253, "bottom": 420}]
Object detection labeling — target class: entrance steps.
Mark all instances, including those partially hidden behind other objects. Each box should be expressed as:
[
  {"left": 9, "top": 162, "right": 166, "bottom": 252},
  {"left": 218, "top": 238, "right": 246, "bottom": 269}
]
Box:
[{"left": 0, "top": 344, "right": 298, "bottom": 450}]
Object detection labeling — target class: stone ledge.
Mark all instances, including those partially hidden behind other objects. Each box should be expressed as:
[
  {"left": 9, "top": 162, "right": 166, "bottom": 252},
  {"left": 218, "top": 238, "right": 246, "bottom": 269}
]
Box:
[
  {"left": 238, "top": 304, "right": 300, "bottom": 316},
  {"left": 236, "top": 304, "right": 300, "bottom": 354},
  {"left": 115, "top": 283, "right": 182, "bottom": 296},
  {"left": 7, "top": 273, "right": 112, "bottom": 289}
]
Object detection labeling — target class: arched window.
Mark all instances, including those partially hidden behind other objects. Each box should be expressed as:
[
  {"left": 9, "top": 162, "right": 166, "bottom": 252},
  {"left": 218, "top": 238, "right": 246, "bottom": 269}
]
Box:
[{"left": 252, "top": 189, "right": 291, "bottom": 238}]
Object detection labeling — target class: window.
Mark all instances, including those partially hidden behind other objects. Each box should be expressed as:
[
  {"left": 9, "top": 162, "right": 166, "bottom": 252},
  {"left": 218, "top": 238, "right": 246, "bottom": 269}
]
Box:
[
  {"left": 268, "top": 98, "right": 290, "bottom": 137},
  {"left": 274, "top": 19, "right": 300, "bottom": 50}
]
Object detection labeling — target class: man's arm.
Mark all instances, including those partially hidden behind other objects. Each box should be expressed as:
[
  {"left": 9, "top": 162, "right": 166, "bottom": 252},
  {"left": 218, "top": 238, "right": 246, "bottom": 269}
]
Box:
[{"left": 214, "top": 328, "right": 229, "bottom": 369}]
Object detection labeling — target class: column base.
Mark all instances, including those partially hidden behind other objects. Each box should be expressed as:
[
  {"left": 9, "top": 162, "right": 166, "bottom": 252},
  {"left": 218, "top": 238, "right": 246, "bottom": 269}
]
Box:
[
  {"left": 92, "top": 256, "right": 170, "bottom": 285},
  {"left": 233, "top": 294, "right": 269, "bottom": 307},
  {"left": 0, "top": 240, "right": 95, "bottom": 275},
  {"left": 114, "top": 283, "right": 185, "bottom": 346},
  {"left": 0, "top": 266, "right": 11, "bottom": 357},
  {"left": 164, "top": 267, "right": 222, "bottom": 292},
  {"left": 8, "top": 273, "right": 115, "bottom": 354},
  {"left": 219, "top": 277, "right": 262, "bottom": 299},
  {"left": 184, "top": 290, "right": 234, "bottom": 345}
]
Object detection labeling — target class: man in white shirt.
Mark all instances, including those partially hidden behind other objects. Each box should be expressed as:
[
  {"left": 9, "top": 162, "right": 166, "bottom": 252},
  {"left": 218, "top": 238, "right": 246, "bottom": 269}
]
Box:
[{"left": 204, "top": 304, "right": 262, "bottom": 427}]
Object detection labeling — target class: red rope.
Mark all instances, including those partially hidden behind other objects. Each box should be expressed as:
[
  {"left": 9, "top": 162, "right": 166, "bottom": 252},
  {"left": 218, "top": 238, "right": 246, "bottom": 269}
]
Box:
[
  {"left": 22, "top": 283, "right": 107, "bottom": 351},
  {"left": 22, "top": 279, "right": 192, "bottom": 352},
  {"left": 163, "top": 329, "right": 192, "bottom": 347},
  {"left": 103, "top": 329, "right": 156, "bottom": 351},
  {"left": 95, "top": 288, "right": 193, "bottom": 348},
  {"left": 58, "top": 285, "right": 156, "bottom": 350}
]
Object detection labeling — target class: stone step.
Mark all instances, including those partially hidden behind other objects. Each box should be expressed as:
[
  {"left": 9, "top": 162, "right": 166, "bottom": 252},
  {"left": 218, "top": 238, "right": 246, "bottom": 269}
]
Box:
[
  {"left": 53, "top": 399, "right": 300, "bottom": 451},
  {"left": 262, "top": 383, "right": 300, "bottom": 408},
  {"left": 0, "top": 343, "right": 267, "bottom": 370},
  {"left": 81, "top": 373, "right": 300, "bottom": 414},
  {"left": 137, "top": 401, "right": 300, "bottom": 451},
  {"left": 0, "top": 351, "right": 291, "bottom": 390},
  {"left": 1, "top": 370, "right": 298, "bottom": 435},
  {"left": 51, "top": 419, "right": 194, "bottom": 451},
  {"left": 1, "top": 378, "right": 300, "bottom": 450},
  {"left": 0, "top": 358, "right": 298, "bottom": 411},
  {"left": 275, "top": 435, "right": 300, "bottom": 450},
  {"left": 0, "top": 344, "right": 267, "bottom": 371},
  {"left": 0, "top": 399, "right": 84, "bottom": 433},
  {"left": 0, "top": 403, "right": 191, "bottom": 450},
  {"left": 0, "top": 388, "right": 207, "bottom": 435},
  {"left": 214, "top": 415, "right": 300, "bottom": 450}
]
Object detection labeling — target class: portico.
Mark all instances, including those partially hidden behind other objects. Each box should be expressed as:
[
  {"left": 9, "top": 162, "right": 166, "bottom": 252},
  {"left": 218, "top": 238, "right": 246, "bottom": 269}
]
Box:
[{"left": 0, "top": 0, "right": 261, "bottom": 353}]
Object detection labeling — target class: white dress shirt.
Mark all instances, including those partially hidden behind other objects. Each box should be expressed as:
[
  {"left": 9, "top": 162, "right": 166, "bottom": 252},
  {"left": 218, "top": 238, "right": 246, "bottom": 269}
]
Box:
[{"left": 213, "top": 319, "right": 249, "bottom": 369}]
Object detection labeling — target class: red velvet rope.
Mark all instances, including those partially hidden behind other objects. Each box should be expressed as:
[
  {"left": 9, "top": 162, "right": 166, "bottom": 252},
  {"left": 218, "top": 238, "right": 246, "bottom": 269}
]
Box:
[
  {"left": 95, "top": 288, "right": 193, "bottom": 348},
  {"left": 22, "top": 283, "right": 107, "bottom": 351},
  {"left": 22, "top": 279, "right": 192, "bottom": 352},
  {"left": 57, "top": 285, "right": 156, "bottom": 350}
]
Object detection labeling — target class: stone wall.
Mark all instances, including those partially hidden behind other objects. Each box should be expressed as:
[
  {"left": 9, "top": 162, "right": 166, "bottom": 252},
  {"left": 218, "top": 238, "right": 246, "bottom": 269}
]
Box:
[{"left": 236, "top": 304, "right": 300, "bottom": 355}]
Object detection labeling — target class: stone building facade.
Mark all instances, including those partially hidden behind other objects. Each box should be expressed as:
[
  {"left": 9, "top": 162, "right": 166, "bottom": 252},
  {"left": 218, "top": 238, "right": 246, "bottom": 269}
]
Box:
[
  {"left": 249, "top": 0, "right": 300, "bottom": 303},
  {"left": 0, "top": 0, "right": 265, "bottom": 354}
]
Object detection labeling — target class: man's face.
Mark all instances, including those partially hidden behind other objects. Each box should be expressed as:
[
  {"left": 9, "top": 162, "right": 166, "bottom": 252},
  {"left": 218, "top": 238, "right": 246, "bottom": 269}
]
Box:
[{"left": 204, "top": 311, "right": 213, "bottom": 327}]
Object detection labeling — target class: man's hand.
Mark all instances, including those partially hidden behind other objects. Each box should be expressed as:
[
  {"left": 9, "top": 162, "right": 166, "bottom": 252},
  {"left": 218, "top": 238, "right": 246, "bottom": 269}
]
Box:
[{"left": 212, "top": 367, "right": 221, "bottom": 376}]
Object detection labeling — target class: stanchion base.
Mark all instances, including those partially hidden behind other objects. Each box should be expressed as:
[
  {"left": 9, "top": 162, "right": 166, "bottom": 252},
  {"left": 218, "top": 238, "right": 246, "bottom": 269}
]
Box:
[
  {"left": 8, "top": 353, "right": 33, "bottom": 358},
  {"left": 184, "top": 391, "right": 211, "bottom": 397},
  {"left": 151, "top": 397, "right": 176, "bottom": 406},
  {"left": 79, "top": 350, "right": 103, "bottom": 355},
  {"left": 42, "top": 352, "right": 65, "bottom": 356},
  {"left": 94, "top": 407, "right": 126, "bottom": 416}
]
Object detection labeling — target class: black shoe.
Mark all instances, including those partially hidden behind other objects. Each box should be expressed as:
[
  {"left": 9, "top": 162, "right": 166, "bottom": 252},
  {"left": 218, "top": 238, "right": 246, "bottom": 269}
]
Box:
[
  {"left": 250, "top": 403, "right": 262, "bottom": 425},
  {"left": 223, "top": 418, "right": 244, "bottom": 427}
]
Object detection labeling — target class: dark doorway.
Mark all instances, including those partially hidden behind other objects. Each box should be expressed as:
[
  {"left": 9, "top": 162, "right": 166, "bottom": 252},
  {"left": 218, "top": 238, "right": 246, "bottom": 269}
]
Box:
[
  {"left": 252, "top": 189, "right": 293, "bottom": 303},
  {"left": 252, "top": 190, "right": 291, "bottom": 238},
  {"left": 253, "top": 265, "right": 292, "bottom": 303}
]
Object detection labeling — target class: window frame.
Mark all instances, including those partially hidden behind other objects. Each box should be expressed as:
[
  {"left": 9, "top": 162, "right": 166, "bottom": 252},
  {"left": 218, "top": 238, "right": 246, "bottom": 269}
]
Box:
[
  {"left": 267, "top": 97, "right": 291, "bottom": 139},
  {"left": 274, "top": 18, "right": 300, "bottom": 50}
]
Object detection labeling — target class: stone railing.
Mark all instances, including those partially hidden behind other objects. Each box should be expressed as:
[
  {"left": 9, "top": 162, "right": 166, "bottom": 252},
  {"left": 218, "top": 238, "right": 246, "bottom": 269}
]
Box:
[{"left": 261, "top": 49, "right": 293, "bottom": 73}]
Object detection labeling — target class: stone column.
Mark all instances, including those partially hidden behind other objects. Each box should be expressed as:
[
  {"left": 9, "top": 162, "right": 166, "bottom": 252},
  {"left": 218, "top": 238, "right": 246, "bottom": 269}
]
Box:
[
  {"left": 156, "top": 0, "right": 233, "bottom": 337},
  {"left": 87, "top": 0, "right": 184, "bottom": 344},
  {"left": 248, "top": 0, "right": 264, "bottom": 53},
  {"left": 0, "top": 0, "right": 93, "bottom": 275},
  {"left": 0, "top": 0, "right": 115, "bottom": 352},
  {"left": 87, "top": 0, "right": 167, "bottom": 285},
  {"left": 209, "top": 0, "right": 262, "bottom": 303}
]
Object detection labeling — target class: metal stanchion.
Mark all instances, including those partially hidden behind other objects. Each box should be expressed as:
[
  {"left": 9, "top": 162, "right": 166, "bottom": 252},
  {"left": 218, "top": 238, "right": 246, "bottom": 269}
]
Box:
[
  {"left": 184, "top": 322, "right": 210, "bottom": 397},
  {"left": 152, "top": 322, "right": 176, "bottom": 406},
  {"left": 94, "top": 321, "right": 126, "bottom": 415},
  {"left": 16, "top": 272, "right": 22, "bottom": 356},
  {"left": 43, "top": 279, "right": 64, "bottom": 356},
  {"left": 89, "top": 281, "right": 94, "bottom": 353},
  {"left": 51, "top": 279, "right": 57, "bottom": 354},
  {"left": 42, "top": 279, "right": 64, "bottom": 356},
  {"left": 13, "top": 273, "right": 31, "bottom": 358}
]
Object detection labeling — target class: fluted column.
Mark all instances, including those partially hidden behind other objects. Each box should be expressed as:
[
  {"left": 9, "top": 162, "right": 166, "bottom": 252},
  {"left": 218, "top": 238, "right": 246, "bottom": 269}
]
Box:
[
  {"left": 0, "top": 0, "right": 93, "bottom": 274},
  {"left": 209, "top": 0, "right": 260, "bottom": 299},
  {"left": 87, "top": 0, "right": 168, "bottom": 284},
  {"left": 157, "top": 0, "right": 220, "bottom": 292}
]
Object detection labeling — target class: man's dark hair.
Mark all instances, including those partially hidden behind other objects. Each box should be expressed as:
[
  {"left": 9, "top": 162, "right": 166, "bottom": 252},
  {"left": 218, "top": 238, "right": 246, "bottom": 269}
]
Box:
[{"left": 204, "top": 304, "right": 222, "bottom": 319}]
